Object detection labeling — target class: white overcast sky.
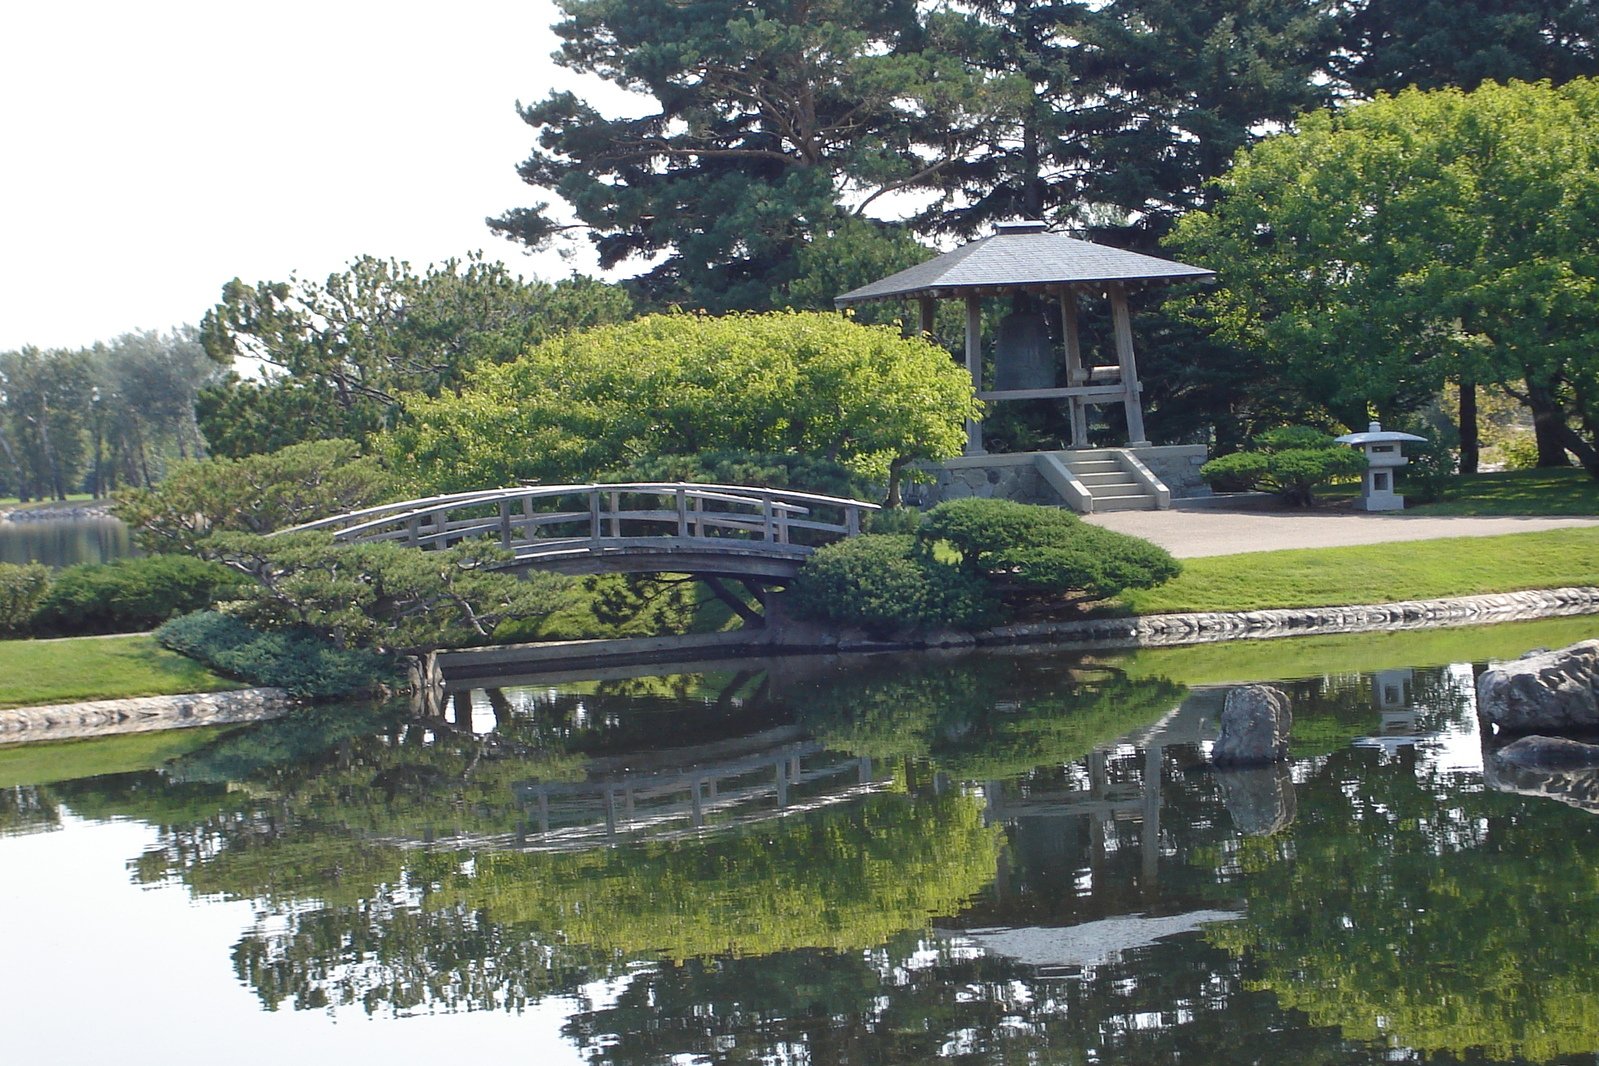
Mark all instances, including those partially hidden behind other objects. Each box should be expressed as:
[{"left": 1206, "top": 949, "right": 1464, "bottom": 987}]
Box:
[{"left": 0, "top": 0, "right": 641, "bottom": 351}]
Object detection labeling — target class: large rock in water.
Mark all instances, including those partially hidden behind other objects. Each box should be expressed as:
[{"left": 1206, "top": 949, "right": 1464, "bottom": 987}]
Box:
[
  {"left": 1477, "top": 639, "right": 1599, "bottom": 732},
  {"left": 1212, "top": 684, "right": 1293, "bottom": 766}
]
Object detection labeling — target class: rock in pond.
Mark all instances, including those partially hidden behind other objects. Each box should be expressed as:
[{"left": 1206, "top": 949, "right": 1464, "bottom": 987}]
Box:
[
  {"left": 1212, "top": 684, "right": 1292, "bottom": 767},
  {"left": 1477, "top": 639, "right": 1599, "bottom": 732}
]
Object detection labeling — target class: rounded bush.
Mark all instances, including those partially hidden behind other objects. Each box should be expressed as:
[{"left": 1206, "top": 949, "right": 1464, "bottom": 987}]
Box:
[
  {"left": 789, "top": 534, "right": 994, "bottom": 634},
  {"left": 919, "top": 497, "right": 1178, "bottom": 600}
]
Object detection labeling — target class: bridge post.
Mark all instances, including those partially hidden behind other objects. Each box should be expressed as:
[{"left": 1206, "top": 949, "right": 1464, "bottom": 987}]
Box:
[
  {"left": 588, "top": 489, "right": 601, "bottom": 543},
  {"left": 608, "top": 490, "right": 621, "bottom": 538},
  {"left": 845, "top": 504, "right": 861, "bottom": 536},
  {"left": 499, "top": 500, "right": 512, "bottom": 549},
  {"left": 761, "top": 493, "right": 774, "bottom": 542},
  {"left": 675, "top": 487, "right": 688, "bottom": 536}
]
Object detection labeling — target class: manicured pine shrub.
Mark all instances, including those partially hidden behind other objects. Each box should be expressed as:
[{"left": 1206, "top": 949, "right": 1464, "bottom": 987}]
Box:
[
  {"left": 921, "top": 498, "right": 1180, "bottom": 602},
  {"left": 788, "top": 534, "right": 995, "bottom": 635},
  {"left": 30, "top": 555, "right": 251, "bottom": 636},
  {"left": 1200, "top": 425, "right": 1367, "bottom": 506}
]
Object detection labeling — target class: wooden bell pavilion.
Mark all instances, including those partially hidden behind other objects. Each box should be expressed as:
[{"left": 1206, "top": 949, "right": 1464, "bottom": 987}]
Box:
[{"left": 834, "top": 221, "right": 1215, "bottom": 512}]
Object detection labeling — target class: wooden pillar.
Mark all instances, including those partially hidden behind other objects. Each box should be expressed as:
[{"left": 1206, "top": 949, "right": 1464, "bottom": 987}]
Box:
[
  {"left": 964, "top": 294, "right": 985, "bottom": 456},
  {"left": 917, "top": 296, "right": 936, "bottom": 339},
  {"left": 1108, "top": 283, "right": 1150, "bottom": 446},
  {"left": 1059, "top": 287, "right": 1090, "bottom": 450}
]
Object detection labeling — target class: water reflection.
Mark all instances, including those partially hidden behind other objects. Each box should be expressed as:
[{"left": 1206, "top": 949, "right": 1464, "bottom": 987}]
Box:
[
  {"left": 0, "top": 515, "right": 134, "bottom": 566},
  {"left": 5, "top": 622, "right": 1599, "bottom": 1064}
]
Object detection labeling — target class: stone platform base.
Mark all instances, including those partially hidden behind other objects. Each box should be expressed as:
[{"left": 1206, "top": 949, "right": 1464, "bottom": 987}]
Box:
[{"left": 905, "top": 445, "right": 1209, "bottom": 512}]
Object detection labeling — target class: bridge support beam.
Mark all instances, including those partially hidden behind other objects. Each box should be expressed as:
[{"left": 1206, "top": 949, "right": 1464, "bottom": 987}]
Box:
[{"left": 702, "top": 575, "right": 766, "bottom": 629}]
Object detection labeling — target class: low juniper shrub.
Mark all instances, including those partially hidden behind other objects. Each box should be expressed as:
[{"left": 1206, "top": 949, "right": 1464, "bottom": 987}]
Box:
[{"left": 156, "top": 610, "right": 395, "bottom": 700}]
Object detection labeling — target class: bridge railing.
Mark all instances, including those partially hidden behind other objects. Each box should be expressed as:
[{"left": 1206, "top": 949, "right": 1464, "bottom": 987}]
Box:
[{"left": 279, "top": 482, "right": 879, "bottom": 557}]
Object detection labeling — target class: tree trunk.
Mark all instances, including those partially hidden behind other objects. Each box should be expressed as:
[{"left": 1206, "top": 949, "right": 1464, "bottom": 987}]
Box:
[
  {"left": 1458, "top": 379, "right": 1478, "bottom": 475},
  {"left": 1527, "top": 382, "right": 1571, "bottom": 467},
  {"left": 1525, "top": 378, "right": 1597, "bottom": 476}
]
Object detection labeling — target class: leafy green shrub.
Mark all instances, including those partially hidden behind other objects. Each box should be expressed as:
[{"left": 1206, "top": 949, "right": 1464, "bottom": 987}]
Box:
[
  {"left": 30, "top": 556, "right": 250, "bottom": 636},
  {"left": 1201, "top": 426, "right": 1366, "bottom": 506},
  {"left": 1399, "top": 436, "right": 1454, "bottom": 503},
  {"left": 1494, "top": 431, "right": 1541, "bottom": 471},
  {"left": 789, "top": 535, "right": 994, "bottom": 635},
  {"left": 156, "top": 611, "right": 394, "bottom": 700},
  {"left": 0, "top": 563, "right": 50, "bottom": 634},
  {"left": 920, "top": 498, "right": 1180, "bottom": 602}
]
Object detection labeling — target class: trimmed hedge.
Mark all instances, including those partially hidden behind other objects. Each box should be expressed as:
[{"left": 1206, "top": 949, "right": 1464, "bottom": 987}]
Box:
[
  {"left": 156, "top": 611, "right": 395, "bottom": 700},
  {"left": 30, "top": 555, "right": 249, "bottom": 636},
  {"left": 789, "top": 535, "right": 995, "bottom": 634}
]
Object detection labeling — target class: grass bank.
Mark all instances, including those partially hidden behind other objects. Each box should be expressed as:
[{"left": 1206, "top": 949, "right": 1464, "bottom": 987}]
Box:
[
  {"left": 0, "top": 634, "right": 241, "bottom": 709},
  {"left": 1404, "top": 467, "right": 1599, "bottom": 516},
  {"left": 1115, "top": 527, "right": 1599, "bottom": 616}
]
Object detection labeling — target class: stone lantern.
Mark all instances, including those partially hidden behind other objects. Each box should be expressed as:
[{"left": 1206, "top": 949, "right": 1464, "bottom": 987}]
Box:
[{"left": 1334, "top": 421, "right": 1428, "bottom": 511}]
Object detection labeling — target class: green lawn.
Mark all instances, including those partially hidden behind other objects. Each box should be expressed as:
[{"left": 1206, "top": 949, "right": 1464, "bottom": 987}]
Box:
[
  {"left": 1117, "top": 526, "right": 1599, "bottom": 615},
  {"left": 1402, "top": 466, "right": 1599, "bottom": 516},
  {"left": 0, "top": 634, "right": 241, "bottom": 709}
]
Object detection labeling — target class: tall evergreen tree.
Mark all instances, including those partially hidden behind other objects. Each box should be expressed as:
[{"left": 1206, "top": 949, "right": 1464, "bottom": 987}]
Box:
[{"left": 491, "top": 0, "right": 999, "bottom": 310}]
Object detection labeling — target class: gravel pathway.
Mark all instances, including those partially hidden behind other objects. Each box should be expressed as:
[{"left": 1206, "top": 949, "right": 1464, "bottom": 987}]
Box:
[{"left": 1083, "top": 505, "right": 1599, "bottom": 558}]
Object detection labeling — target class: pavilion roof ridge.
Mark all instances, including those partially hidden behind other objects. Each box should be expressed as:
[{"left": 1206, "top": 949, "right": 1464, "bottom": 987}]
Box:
[{"left": 834, "top": 226, "right": 1213, "bottom": 306}]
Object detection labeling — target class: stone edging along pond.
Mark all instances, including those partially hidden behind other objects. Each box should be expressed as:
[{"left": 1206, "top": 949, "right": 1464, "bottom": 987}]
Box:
[
  {"left": 6, "top": 588, "right": 1597, "bottom": 744},
  {"left": 0, "top": 686, "right": 292, "bottom": 745},
  {"left": 431, "top": 586, "right": 1599, "bottom": 684}
]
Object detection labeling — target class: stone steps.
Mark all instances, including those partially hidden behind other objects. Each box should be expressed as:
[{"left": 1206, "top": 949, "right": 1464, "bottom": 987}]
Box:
[{"left": 1059, "top": 451, "right": 1161, "bottom": 512}]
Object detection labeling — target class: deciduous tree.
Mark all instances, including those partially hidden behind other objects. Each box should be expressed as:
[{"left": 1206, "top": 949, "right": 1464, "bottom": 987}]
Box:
[
  {"left": 388, "top": 311, "right": 980, "bottom": 502},
  {"left": 198, "top": 256, "right": 632, "bottom": 456},
  {"left": 1168, "top": 79, "right": 1599, "bottom": 477}
]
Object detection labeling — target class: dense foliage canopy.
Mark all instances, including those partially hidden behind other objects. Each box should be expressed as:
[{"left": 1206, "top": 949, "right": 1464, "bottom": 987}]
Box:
[
  {"left": 1169, "top": 79, "right": 1599, "bottom": 475},
  {"left": 388, "top": 311, "right": 979, "bottom": 495}
]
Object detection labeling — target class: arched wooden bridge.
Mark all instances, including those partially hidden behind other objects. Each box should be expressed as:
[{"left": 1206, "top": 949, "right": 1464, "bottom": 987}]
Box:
[{"left": 282, "top": 481, "right": 879, "bottom": 592}]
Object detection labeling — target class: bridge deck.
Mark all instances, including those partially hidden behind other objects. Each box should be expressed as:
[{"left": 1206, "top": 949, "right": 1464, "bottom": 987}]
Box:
[{"left": 283, "top": 482, "right": 880, "bottom": 582}]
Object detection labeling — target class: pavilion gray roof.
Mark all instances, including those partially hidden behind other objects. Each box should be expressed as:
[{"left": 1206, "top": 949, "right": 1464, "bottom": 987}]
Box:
[{"left": 833, "top": 222, "right": 1214, "bottom": 306}]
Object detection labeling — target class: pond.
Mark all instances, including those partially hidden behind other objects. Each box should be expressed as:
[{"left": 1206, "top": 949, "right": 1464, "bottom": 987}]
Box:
[
  {"left": 3, "top": 615, "right": 1599, "bottom": 1065},
  {"left": 0, "top": 514, "right": 134, "bottom": 567}
]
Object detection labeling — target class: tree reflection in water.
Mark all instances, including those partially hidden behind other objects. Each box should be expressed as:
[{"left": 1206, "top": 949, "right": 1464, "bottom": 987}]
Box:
[{"left": 18, "top": 646, "right": 1599, "bottom": 1063}]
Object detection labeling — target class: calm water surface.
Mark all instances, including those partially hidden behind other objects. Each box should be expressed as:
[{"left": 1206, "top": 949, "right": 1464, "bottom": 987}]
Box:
[
  {"left": 4, "top": 616, "right": 1599, "bottom": 1065},
  {"left": 0, "top": 515, "right": 134, "bottom": 566}
]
